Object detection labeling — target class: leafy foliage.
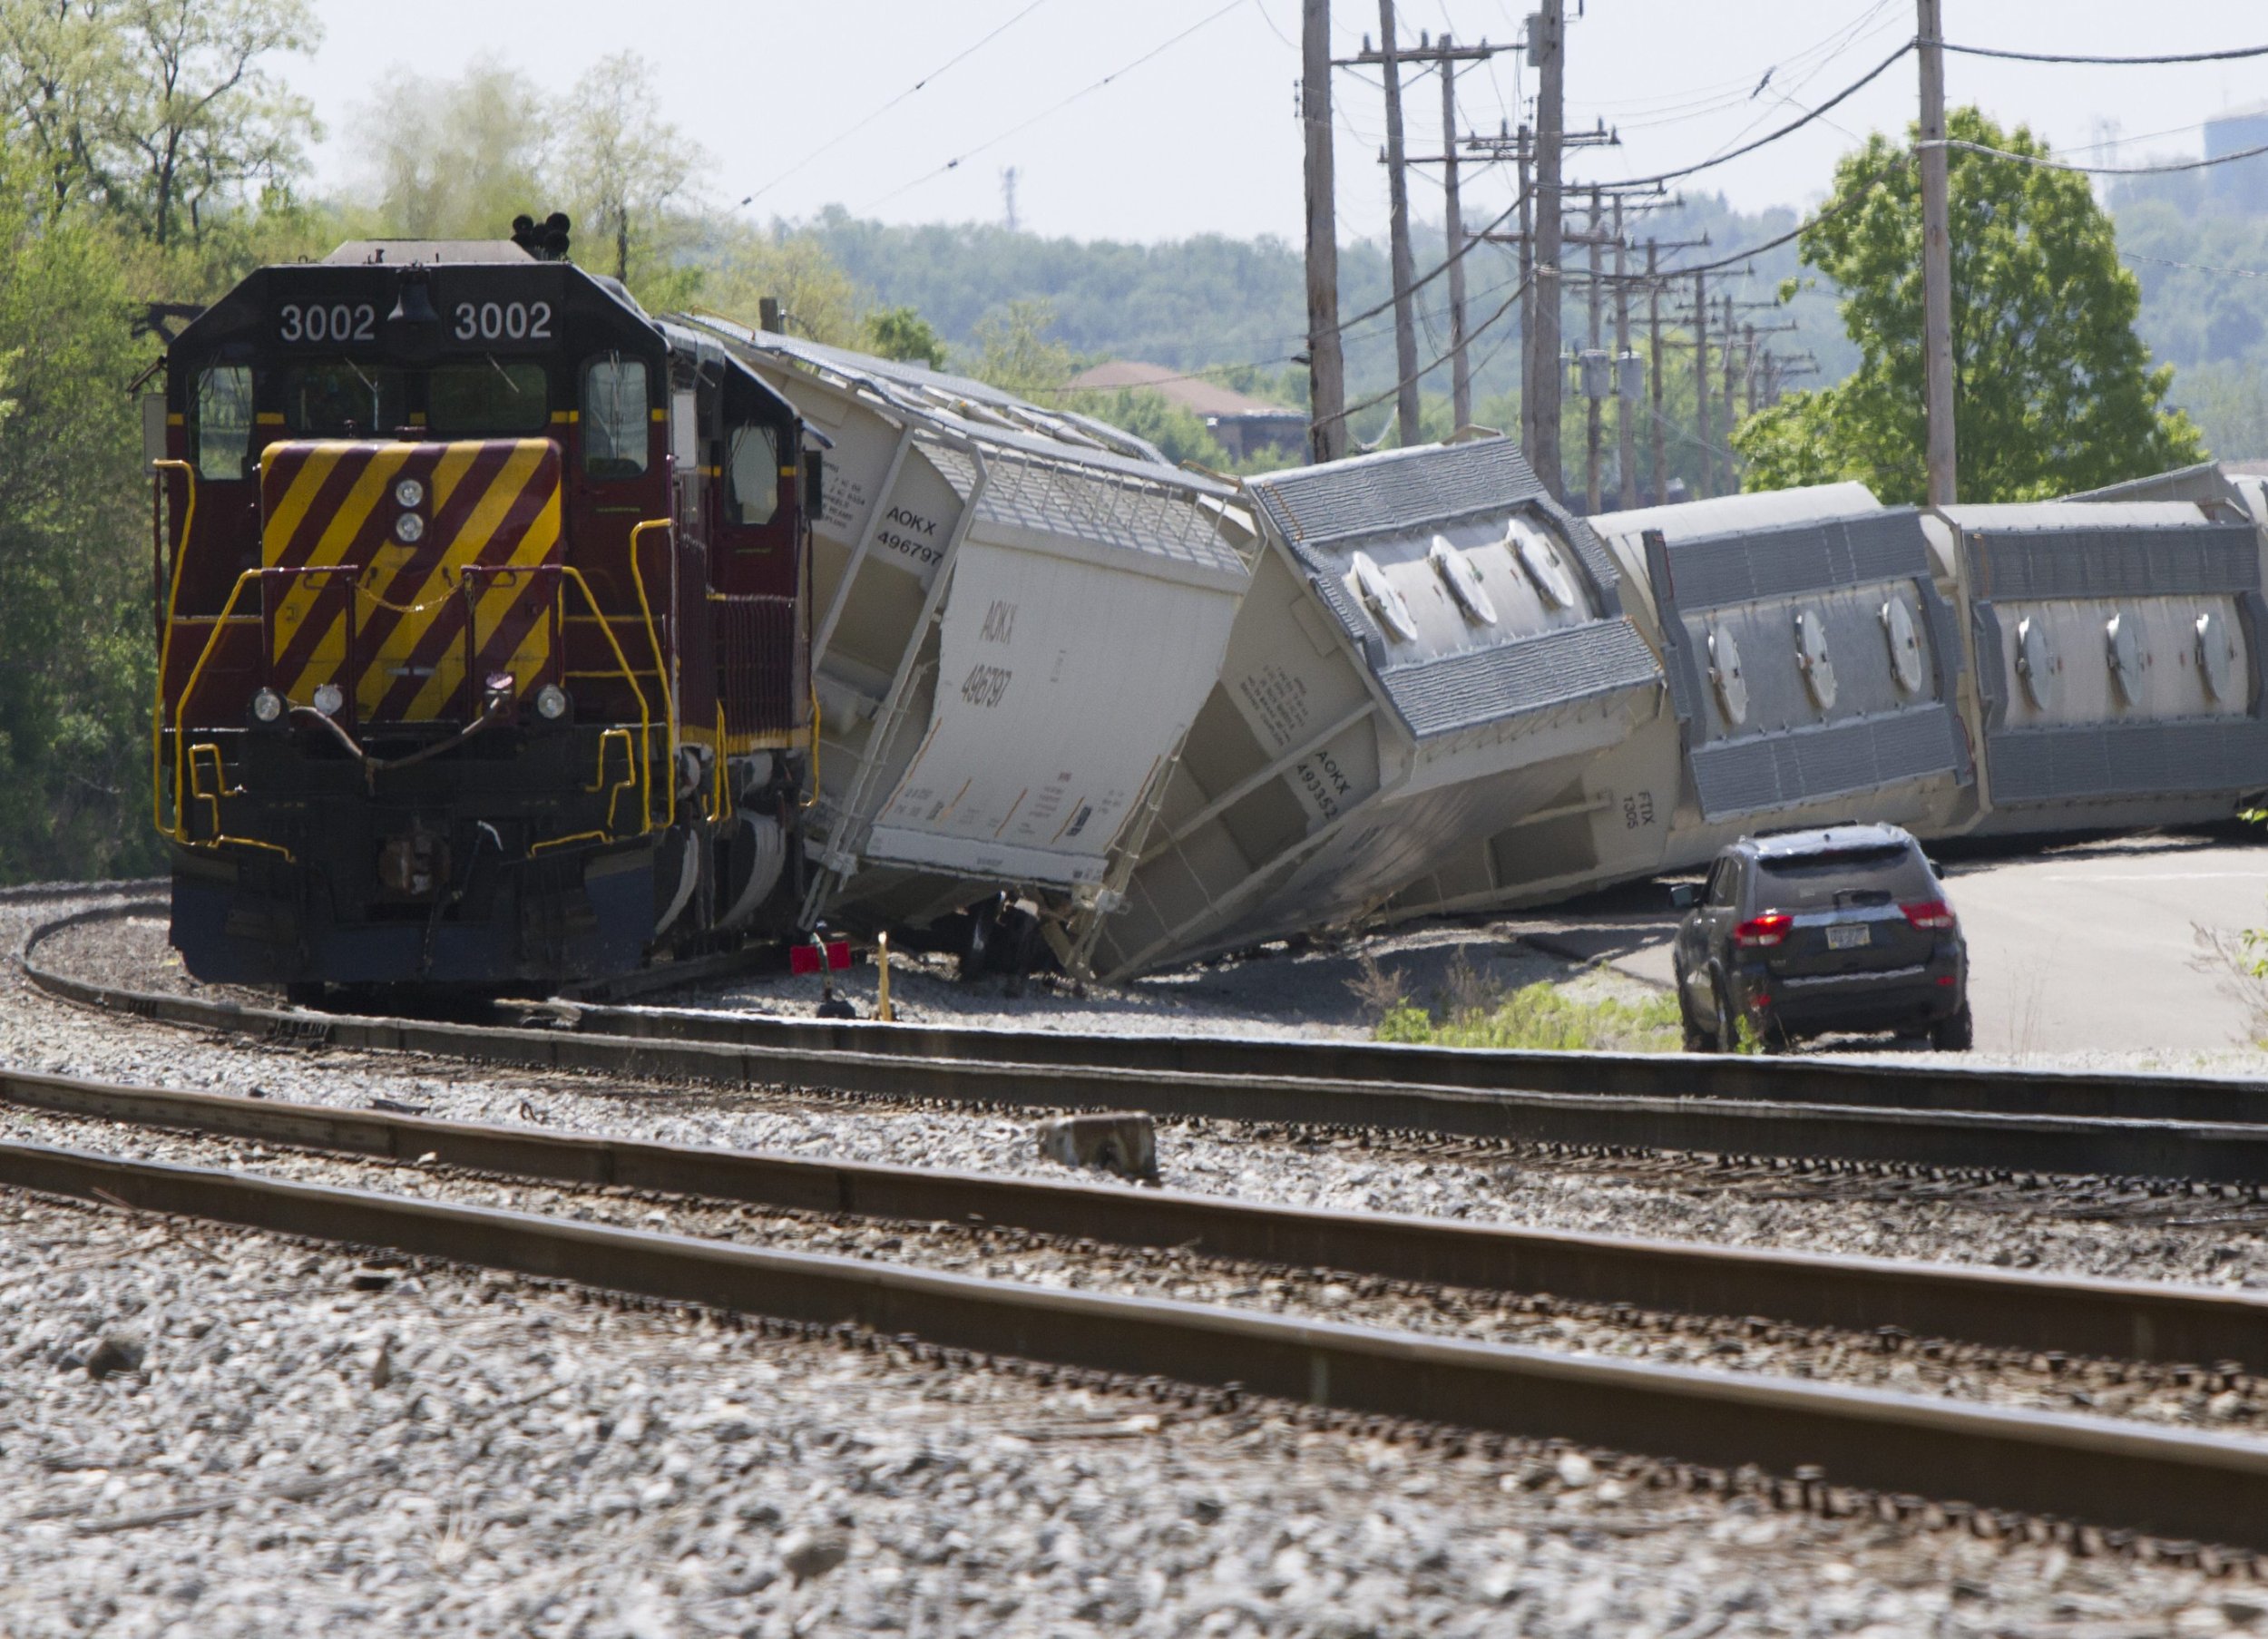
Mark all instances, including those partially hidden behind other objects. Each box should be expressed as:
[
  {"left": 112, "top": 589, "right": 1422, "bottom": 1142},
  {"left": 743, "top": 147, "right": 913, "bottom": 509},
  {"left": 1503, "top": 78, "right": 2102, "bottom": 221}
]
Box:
[
  {"left": 558, "top": 52, "right": 701, "bottom": 292},
  {"left": 0, "top": 0, "right": 318, "bottom": 248},
  {"left": 1375, "top": 981, "right": 1681, "bottom": 1053},
  {"left": 863, "top": 305, "right": 945, "bottom": 368},
  {"left": 0, "top": 153, "right": 161, "bottom": 878},
  {"left": 349, "top": 58, "right": 551, "bottom": 244},
  {"left": 1735, "top": 108, "right": 2203, "bottom": 502}
]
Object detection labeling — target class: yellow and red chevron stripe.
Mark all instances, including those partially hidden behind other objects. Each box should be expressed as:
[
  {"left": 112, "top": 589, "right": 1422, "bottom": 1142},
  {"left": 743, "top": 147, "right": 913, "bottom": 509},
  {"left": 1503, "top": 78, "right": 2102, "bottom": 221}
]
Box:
[{"left": 260, "top": 440, "right": 562, "bottom": 723}]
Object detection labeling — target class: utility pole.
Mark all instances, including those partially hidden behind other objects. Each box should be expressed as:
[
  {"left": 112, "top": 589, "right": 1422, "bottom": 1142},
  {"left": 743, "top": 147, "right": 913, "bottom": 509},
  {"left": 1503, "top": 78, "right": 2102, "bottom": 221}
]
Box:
[
  {"left": 1302, "top": 0, "right": 1347, "bottom": 463},
  {"left": 1530, "top": 0, "right": 1566, "bottom": 500},
  {"left": 1613, "top": 197, "right": 1636, "bottom": 509},
  {"left": 1515, "top": 125, "right": 1534, "bottom": 463},
  {"left": 1692, "top": 269, "right": 1708, "bottom": 497},
  {"left": 1440, "top": 38, "right": 1471, "bottom": 431},
  {"left": 1917, "top": 0, "right": 1956, "bottom": 504},
  {"left": 1375, "top": 3, "right": 1422, "bottom": 448},
  {"left": 1585, "top": 186, "right": 1603, "bottom": 514},
  {"left": 1647, "top": 240, "right": 1665, "bottom": 505},
  {"left": 1364, "top": 34, "right": 1511, "bottom": 441},
  {"left": 1720, "top": 293, "right": 1738, "bottom": 492}
]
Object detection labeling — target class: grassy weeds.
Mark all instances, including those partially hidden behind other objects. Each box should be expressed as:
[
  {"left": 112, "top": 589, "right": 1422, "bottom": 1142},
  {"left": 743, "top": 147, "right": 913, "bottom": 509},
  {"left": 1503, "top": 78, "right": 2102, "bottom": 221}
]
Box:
[{"left": 1375, "top": 981, "right": 1682, "bottom": 1053}]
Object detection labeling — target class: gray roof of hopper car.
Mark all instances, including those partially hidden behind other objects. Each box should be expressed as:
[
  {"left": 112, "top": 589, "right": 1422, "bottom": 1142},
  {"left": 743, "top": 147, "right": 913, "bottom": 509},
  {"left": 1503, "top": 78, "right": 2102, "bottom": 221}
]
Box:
[
  {"left": 679, "top": 317, "right": 1234, "bottom": 498},
  {"left": 1245, "top": 437, "right": 1659, "bottom": 740}
]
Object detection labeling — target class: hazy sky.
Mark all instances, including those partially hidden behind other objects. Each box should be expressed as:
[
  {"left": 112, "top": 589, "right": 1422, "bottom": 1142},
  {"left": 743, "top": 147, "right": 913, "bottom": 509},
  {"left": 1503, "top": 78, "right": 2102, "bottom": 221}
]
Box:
[{"left": 291, "top": 1, "right": 2268, "bottom": 245}]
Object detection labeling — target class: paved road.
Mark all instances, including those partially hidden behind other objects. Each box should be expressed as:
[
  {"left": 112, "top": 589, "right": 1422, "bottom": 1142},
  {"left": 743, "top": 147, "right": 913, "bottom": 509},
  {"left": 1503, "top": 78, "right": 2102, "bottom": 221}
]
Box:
[{"left": 1518, "top": 833, "right": 2268, "bottom": 1057}]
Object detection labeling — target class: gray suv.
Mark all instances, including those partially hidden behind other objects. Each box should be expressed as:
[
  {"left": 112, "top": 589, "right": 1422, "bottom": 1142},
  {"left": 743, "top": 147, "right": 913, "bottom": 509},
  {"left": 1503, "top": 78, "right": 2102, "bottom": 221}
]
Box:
[{"left": 1669, "top": 824, "right": 1971, "bottom": 1053}]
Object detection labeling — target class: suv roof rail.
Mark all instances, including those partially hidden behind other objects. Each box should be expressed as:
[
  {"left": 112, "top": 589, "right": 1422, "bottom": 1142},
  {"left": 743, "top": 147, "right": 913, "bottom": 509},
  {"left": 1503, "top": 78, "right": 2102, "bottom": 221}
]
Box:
[{"left": 1745, "top": 819, "right": 1864, "bottom": 839}]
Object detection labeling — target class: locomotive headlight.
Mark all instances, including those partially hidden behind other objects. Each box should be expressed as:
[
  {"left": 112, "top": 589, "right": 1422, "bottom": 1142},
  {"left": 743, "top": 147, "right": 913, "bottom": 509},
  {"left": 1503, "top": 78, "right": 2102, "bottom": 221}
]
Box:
[
  {"left": 395, "top": 512, "right": 426, "bottom": 544},
  {"left": 249, "top": 688, "right": 285, "bottom": 725},
  {"left": 534, "top": 684, "right": 570, "bottom": 722},
  {"left": 394, "top": 477, "right": 425, "bottom": 509},
  {"left": 313, "top": 682, "right": 345, "bottom": 717}
]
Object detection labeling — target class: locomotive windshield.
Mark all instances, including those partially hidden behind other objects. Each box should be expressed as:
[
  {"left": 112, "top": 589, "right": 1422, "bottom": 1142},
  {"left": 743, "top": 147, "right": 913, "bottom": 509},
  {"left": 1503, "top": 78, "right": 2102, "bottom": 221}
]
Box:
[
  {"left": 582, "top": 356, "right": 649, "bottom": 478},
  {"left": 193, "top": 365, "right": 254, "bottom": 480},
  {"left": 282, "top": 360, "right": 406, "bottom": 436},
  {"left": 430, "top": 359, "right": 549, "bottom": 435}
]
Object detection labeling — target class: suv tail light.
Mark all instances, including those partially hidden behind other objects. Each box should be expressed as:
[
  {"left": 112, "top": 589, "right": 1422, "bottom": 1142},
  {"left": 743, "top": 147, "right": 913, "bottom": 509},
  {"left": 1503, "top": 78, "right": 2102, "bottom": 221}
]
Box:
[
  {"left": 1901, "top": 899, "right": 1957, "bottom": 931},
  {"left": 1733, "top": 911, "right": 1793, "bottom": 948}
]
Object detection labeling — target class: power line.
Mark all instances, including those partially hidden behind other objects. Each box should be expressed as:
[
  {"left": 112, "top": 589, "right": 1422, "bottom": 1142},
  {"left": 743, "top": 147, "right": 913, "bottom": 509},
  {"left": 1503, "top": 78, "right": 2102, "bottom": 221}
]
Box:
[
  {"left": 741, "top": 0, "right": 1052, "bottom": 207},
  {"left": 2121, "top": 250, "right": 2268, "bottom": 281},
  {"left": 1940, "top": 39, "right": 2268, "bottom": 66},
  {"left": 1924, "top": 135, "right": 2268, "bottom": 176},
  {"left": 868, "top": 0, "right": 1251, "bottom": 209},
  {"left": 1593, "top": 39, "right": 1916, "bottom": 193}
]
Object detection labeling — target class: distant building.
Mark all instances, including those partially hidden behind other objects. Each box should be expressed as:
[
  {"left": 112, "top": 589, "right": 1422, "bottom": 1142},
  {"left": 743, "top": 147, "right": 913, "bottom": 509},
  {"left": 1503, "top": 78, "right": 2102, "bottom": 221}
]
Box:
[
  {"left": 2205, "top": 102, "right": 2268, "bottom": 215},
  {"left": 1068, "top": 360, "right": 1308, "bottom": 463}
]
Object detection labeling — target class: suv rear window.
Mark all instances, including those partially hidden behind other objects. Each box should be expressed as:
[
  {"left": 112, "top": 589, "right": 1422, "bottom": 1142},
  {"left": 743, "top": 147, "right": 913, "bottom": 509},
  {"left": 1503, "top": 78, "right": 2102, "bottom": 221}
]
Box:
[{"left": 1754, "top": 843, "right": 1934, "bottom": 906}]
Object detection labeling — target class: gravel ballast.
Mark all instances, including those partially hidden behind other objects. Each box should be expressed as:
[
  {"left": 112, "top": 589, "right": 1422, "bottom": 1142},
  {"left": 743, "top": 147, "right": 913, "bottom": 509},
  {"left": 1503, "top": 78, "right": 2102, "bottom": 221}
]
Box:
[
  {"left": 16, "top": 905, "right": 2268, "bottom": 1298},
  {"left": 4, "top": 1187, "right": 2263, "bottom": 1639},
  {"left": 7, "top": 1100, "right": 2264, "bottom": 1434}
]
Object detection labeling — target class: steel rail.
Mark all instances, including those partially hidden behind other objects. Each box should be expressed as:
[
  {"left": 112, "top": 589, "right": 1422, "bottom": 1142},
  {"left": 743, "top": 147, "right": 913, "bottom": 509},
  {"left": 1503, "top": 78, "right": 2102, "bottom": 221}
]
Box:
[
  {"left": 5, "top": 1136, "right": 2268, "bottom": 1552},
  {"left": 6, "top": 1062, "right": 2268, "bottom": 1374},
  {"left": 0, "top": 879, "right": 163, "bottom": 908},
  {"left": 34, "top": 899, "right": 2268, "bottom": 1128},
  {"left": 26, "top": 915, "right": 2268, "bottom": 1187},
  {"left": 560, "top": 1003, "right": 2268, "bottom": 1130}
]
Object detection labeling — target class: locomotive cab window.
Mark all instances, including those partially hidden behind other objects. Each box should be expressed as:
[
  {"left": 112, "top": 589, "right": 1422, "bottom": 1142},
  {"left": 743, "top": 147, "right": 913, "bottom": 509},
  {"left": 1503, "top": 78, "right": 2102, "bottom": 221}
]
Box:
[
  {"left": 281, "top": 361, "right": 406, "bottom": 437},
  {"left": 582, "top": 356, "right": 650, "bottom": 479},
  {"left": 430, "top": 360, "right": 548, "bottom": 435},
  {"left": 192, "top": 364, "right": 254, "bottom": 480},
  {"left": 726, "top": 424, "right": 778, "bottom": 526}
]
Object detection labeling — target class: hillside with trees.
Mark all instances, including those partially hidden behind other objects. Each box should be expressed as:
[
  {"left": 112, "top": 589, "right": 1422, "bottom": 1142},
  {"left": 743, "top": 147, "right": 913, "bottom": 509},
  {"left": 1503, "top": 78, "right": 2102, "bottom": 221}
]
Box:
[{"left": 1, "top": 18, "right": 2264, "bottom": 882}]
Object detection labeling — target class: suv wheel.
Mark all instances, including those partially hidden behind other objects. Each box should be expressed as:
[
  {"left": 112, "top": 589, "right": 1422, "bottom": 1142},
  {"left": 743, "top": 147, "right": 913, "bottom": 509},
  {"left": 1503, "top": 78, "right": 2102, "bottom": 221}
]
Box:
[
  {"left": 1710, "top": 981, "right": 1736, "bottom": 1054},
  {"left": 1931, "top": 1001, "right": 1974, "bottom": 1052}
]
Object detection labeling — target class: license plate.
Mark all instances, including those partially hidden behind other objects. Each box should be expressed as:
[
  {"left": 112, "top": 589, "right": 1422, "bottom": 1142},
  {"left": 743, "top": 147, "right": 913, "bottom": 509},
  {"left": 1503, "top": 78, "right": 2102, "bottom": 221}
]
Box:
[{"left": 1826, "top": 924, "right": 1871, "bottom": 951}]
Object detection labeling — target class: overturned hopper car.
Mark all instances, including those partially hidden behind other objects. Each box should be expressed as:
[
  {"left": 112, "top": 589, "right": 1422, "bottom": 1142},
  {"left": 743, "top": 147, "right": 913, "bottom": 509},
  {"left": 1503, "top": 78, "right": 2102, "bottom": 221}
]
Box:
[
  {"left": 691, "top": 324, "right": 1259, "bottom": 972},
  {"left": 1092, "top": 438, "right": 1663, "bottom": 979}
]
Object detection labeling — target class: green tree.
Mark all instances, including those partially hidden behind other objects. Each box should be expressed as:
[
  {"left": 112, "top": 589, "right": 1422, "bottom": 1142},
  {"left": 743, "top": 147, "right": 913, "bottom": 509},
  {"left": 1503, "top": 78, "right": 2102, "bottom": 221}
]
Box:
[
  {"left": 704, "top": 228, "right": 867, "bottom": 346},
  {"left": 863, "top": 304, "right": 944, "bottom": 368},
  {"left": 0, "top": 159, "right": 159, "bottom": 878},
  {"left": 559, "top": 50, "right": 699, "bottom": 289},
  {"left": 965, "top": 298, "right": 1073, "bottom": 396},
  {"left": 0, "top": 0, "right": 317, "bottom": 247},
  {"left": 350, "top": 58, "right": 550, "bottom": 244},
  {"left": 1735, "top": 107, "right": 2202, "bottom": 502}
]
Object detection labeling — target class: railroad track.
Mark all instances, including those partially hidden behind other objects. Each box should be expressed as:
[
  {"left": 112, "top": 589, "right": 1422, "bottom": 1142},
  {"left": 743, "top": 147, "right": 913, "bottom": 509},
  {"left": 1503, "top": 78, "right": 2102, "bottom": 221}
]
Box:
[
  {"left": 24, "top": 902, "right": 2268, "bottom": 1187},
  {"left": 0, "top": 878, "right": 162, "bottom": 908},
  {"left": 4, "top": 1066, "right": 2268, "bottom": 1556}
]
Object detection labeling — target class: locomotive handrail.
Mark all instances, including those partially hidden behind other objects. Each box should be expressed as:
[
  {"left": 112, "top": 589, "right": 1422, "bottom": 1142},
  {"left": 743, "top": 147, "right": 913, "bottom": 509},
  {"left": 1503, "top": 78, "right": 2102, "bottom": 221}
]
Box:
[
  {"left": 162, "top": 567, "right": 260, "bottom": 844},
  {"left": 628, "top": 520, "right": 679, "bottom": 831},
  {"left": 556, "top": 566, "right": 661, "bottom": 838},
  {"left": 148, "top": 460, "right": 195, "bottom": 841}
]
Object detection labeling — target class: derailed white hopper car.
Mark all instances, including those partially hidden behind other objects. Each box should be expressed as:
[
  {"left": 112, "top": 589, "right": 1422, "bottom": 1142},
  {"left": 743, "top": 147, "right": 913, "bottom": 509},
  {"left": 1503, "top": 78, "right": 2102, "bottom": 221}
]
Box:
[
  {"left": 1091, "top": 437, "right": 1663, "bottom": 978},
  {"left": 687, "top": 323, "right": 1257, "bottom": 961},
  {"left": 1929, "top": 497, "right": 2268, "bottom": 834},
  {"left": 1382, "top": 483, "right": 1981, "bottom": 923}
]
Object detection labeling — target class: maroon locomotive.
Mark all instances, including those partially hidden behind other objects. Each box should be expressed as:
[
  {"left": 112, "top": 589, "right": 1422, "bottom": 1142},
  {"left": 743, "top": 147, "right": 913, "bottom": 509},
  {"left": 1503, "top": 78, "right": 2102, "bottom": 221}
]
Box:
[{"left": 150, "top": 221, "right": 816, "bottom": 994}]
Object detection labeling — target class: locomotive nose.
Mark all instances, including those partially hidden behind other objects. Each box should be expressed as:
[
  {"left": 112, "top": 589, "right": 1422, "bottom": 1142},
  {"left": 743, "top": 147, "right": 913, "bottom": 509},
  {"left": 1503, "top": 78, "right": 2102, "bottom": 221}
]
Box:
[{"left": 259, "top": 437, "right": 565, "bottom": 727}]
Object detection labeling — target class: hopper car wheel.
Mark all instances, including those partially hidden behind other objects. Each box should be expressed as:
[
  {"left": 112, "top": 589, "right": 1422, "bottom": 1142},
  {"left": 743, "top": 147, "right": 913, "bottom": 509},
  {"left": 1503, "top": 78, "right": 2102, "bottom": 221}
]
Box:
[{"left": 1931, "top": 1002, "right": 1974, "bottom": 1053}]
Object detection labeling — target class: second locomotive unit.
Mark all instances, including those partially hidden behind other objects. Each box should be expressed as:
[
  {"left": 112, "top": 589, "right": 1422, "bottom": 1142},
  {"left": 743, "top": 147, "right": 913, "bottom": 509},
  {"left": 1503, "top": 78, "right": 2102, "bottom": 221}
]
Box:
[{"left": 151, "top": 227, "right": 816, "bottom": 992}]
